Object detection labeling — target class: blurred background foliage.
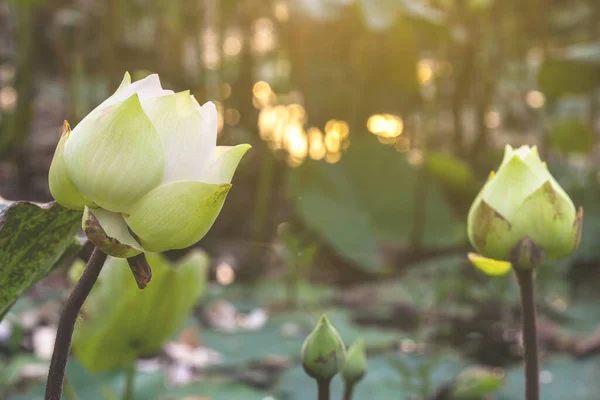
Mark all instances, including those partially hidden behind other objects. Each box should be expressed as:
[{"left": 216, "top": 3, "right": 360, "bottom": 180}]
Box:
[{"left": 2, "top": 0, "right": 600, "bottom": 398}]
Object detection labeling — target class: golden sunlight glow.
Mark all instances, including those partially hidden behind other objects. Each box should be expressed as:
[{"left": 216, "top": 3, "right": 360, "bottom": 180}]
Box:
[
  {"left": 285, "top": 123, "right": 308, "bottom": 160},
  {"left": 484, "top": 111, "right": 501, "bottom": 129},
  {"left": 216, "top": 261, "right": 235, "bottom": 286},
  {"left": 224, "top": 108, "right": 240, "bottom": 126},
  {"left": 0, "top": 86, "right": 17, "bottom": 112},
  {"left": 325, "top": 151, "right": 342, "bottom": 164},
  {"left": 223, "top": 36, "right": 242, "bottom": 56},
  {"left": 253, "top": 18, "right": 276, "bottom": 54},
  {"left": 417, "top": 58, "right": 435, "bottom": 84},
  {"left": 202, "top": 28, "right": 220, "bottom": 69},
  {"left": 367, "top": 114, "right": 404, "bottom": 138},
  {"left": 526, "top": 90, "right": 546, "bottom": 109},
  {"left": 255, "top": 87, "right": 350, "bottom": 165},
  {"left": 274, "top": 0, "right": 289, "bottom": 22},
  {"left": 253, "top": 81, "right": 276, "bottom": 108},
  {"left": 253, "top": 81, "right": 272, "bottom": 100},
  {"left": 308, "top": 127, "right": 326, "bottom": 160},
  {"left": 406, "top": 149, "right": 424, "bottom": 166},
  {"left": 287, "top": 103, "right": 306, "bottom": 122}
]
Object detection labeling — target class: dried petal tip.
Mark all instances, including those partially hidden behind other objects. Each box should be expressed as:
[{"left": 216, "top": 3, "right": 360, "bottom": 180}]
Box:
[
  {"left": 83, "top": 207, "right": 143, "bottom": 258},
  {"left": 301, "top": 315, "right": 347, "bottom": 381},
  {"left": 127, "top": 253, "right": 152, "bottom": 289},
  {"left": 342, "top": 338, "right": 367, "bottom": 385}
]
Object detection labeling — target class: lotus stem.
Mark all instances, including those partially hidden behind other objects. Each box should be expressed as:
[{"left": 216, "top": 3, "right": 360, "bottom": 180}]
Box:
[
  {"left": 317, "top": 379, "right": 331, "bottom": 400},
  {"left": 45, "top": 247, "right": 108, "bottom": 400},
  {"left": 122, "top": 361, "right": 136, "bottom": 400},
  {"left": 514, "top": 267, "right": 539, "bottom": 400},
  {"left": 343, "top": 382, "right": 355, "bottom": 400}
]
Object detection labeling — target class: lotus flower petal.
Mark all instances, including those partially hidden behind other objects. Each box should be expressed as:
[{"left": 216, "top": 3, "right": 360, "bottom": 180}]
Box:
[
  {"left": 516, "top": 181, "right": 578, "bottom": 259},
  {"left": 202, "top": 144, "right": 252, "bottom": 184},
  {"left": 48, "top": 121, "right": 94, "bottom": 210},
  {"left": 125, "top": 181, "right": 231, "bottom": 252},
  {"left": 64, "top": 95, "right": 165, "bottom": 213},
  {"left": 140, "top": 92, "right": 217, "bottom": 183}
]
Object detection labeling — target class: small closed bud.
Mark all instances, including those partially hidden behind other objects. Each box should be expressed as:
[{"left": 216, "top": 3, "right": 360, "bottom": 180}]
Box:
[
  {"left": 342, "top": 338, "right": 367, "bottom": 385},
  {"left": 301, "top": 315, "right": 346, "bottom": 381}
]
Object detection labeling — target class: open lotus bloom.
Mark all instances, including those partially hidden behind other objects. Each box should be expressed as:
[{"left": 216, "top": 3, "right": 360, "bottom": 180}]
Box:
[
  {"left": 467, "top": 145, "right": 582, "bottom": 267},
  {"left": 49, "top": 72, "right": 250, "bottom": 257}
]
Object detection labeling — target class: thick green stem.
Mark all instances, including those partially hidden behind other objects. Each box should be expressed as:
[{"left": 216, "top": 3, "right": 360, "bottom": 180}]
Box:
[
  {"left": 45, "top": 247, "right": 108, "bottom": 400},
  {"left": 122, "top": 362, "right": 136, "bottom": 400},
  {"left": 317, "top": 379, "right": 331, "bottom": 400},
  {"left": 514, "top": 268, "right": 539, "bottom": 400}
]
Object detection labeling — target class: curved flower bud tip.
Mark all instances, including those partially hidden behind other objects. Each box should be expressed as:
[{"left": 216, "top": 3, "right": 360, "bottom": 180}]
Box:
[
  {"left": 342, "top": 338, "right": 367, "bottom": 385},
  {"left": 301, "top": 315, "right": 347, "bottom": 381}
]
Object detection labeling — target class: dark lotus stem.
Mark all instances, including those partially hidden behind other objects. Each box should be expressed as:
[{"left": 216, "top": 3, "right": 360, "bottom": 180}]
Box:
[
  {"left": 317, "top": 378, "right": 331, "bottom": 400},
  {"left": 343, "top": 382, "right": 355, "bottom": 400},
  {"left": 514, "top": 267, "right": 539, "bottom": 400},
  {"left": 45, "top": 247, "right": 108, "bottom": 400}
]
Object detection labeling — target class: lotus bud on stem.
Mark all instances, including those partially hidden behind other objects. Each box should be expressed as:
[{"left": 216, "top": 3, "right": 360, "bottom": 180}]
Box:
[
  {"left": 342, "top": 338, "right": 367, "bottom": 400},
  {"left": 301, "top": 315, "right": 347, "bottom": 400}
]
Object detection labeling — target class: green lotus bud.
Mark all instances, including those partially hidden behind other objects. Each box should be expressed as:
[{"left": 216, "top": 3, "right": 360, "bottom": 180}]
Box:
[
  {"left": 48, "top": 72, "right": 250, "bottom": 254},
  {"left": 301, "top": 315, "right": 347, "bottom": 381},
  {"left": 342, "top": 338, "right": 367, "bottom": 385},
  {"left": 73, "top": 251, "right": 208, "bottom": 372},
  {"left": 467, "top": 145, "right": 582, "bottom": 266}
]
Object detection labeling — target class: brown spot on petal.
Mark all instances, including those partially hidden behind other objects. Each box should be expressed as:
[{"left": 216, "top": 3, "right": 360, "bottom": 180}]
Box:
[
  {"left": 540, "top": 182, "right": 563, "bottom": 220},
  {"left": 471, "top": 200, "right": 511, "bottom": 251}
]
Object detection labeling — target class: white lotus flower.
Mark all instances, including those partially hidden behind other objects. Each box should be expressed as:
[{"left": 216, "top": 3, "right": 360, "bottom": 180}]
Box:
[{"left": 49, "top": 72, "right": 250, "bottom": 256}]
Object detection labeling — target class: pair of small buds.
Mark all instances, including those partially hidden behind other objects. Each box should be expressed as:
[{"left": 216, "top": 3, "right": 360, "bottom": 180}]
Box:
[{"left": 301, "top": 315, "right": 367, "bottom": 384}]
